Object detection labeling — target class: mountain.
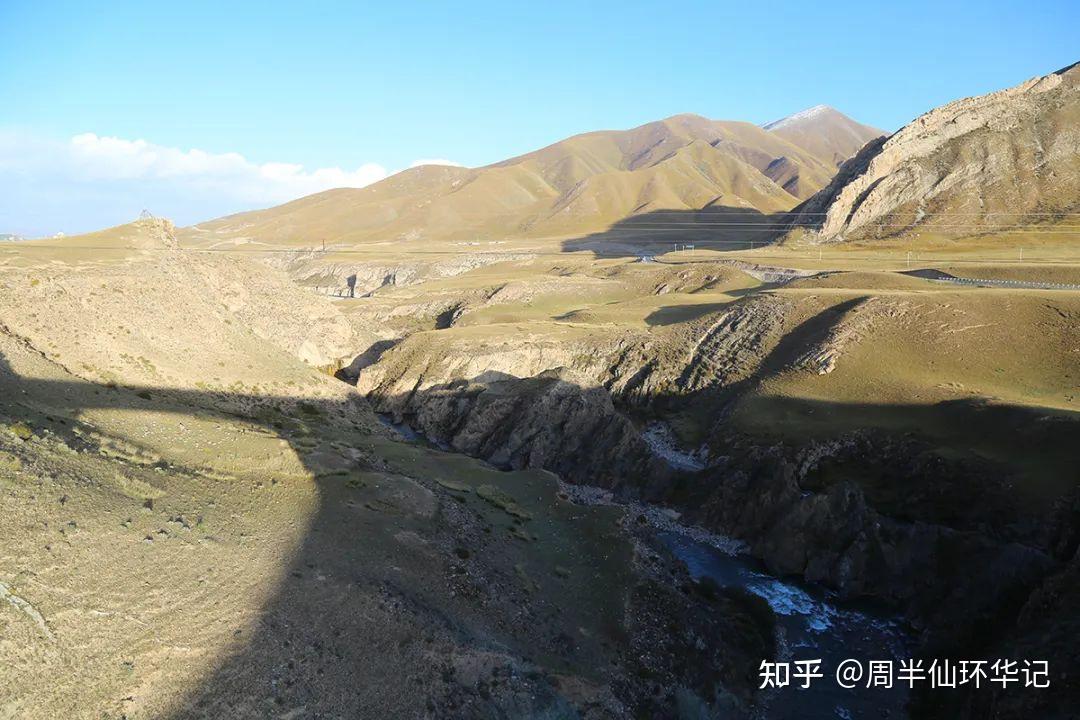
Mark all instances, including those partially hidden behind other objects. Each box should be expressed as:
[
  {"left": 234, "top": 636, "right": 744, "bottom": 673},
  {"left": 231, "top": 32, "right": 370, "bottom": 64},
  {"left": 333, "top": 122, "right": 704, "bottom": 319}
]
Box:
[
  {"left": 762, "top": 104, "right": 886, "bottom": 167},
  {"left": 184, "top": 112, "right": 874, "bottom": 249},
  {"left": 786, "top": 62, "right": 1080, "bottom": 241}
]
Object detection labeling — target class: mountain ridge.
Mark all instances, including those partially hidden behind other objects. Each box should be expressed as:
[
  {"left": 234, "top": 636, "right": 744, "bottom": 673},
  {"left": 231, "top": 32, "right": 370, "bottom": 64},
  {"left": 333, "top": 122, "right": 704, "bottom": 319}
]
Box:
[
  {"left": 184, "top": 108, "right": 880, "bottom": 248},
  {"left": 762, "top": 104, "right": 834, "bottom": 131},
  {"left": 763, "top": 104, "right": 887, "bottom": 167}
]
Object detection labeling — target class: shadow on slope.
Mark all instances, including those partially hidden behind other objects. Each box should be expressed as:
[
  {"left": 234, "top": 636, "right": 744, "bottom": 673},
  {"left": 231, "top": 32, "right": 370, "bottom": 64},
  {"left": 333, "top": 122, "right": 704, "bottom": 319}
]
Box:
[
  {"left": 0, "top": 351, "right": 773, "bottom": 720},
  {"left": 4, "top": 323, "right": 1078, "bottom": 719},
  {"left": 559, "top": 207, "right": 790, "bottom": 258},
  {"left": 355, "top": 361, "right": 1080, "bottom": 720}
]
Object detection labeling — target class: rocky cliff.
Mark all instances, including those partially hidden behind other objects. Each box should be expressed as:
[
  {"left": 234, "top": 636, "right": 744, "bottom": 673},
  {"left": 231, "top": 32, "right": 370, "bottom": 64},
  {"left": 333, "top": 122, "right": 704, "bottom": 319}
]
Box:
[
  {"left": 344, "top": 268, "right": 1080, "bottom": 718},
  {"left": 787, "top": 62, "right": 1080, "bottom": 241}
]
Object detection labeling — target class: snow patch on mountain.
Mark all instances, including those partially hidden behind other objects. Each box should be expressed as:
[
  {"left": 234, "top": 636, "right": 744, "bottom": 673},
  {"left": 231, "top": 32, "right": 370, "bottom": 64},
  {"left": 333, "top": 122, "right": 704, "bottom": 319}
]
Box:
[{"left": 762, "top": 104, "right": 833, "bottom": 131}]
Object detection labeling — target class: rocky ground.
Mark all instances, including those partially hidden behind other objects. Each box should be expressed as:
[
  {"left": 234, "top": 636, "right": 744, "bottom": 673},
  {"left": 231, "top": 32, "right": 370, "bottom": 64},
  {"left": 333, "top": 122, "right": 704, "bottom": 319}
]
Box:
[
  {"left": 786, "top": 62, "right": 1079, "bottom": 241},
  {"left": 6, "top": 53, "right": 1080, "bottom": 720},
  {"left": 3, "top": 216, "right": 1078, "bottom": 719},
  {"left": 0, "top": 221, "right": 780, "bottom": 719},
  {"left": 330, "top": 244, "right": 1079, "bottom": 719}
]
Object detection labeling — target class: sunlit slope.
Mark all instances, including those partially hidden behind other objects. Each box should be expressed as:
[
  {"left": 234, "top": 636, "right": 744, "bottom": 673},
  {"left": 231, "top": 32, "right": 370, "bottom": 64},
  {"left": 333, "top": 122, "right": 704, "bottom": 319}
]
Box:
[
  {"left": 763, "top": 104, "right": 886, "bottom": 167},
  {"left": 183, "top": 112, "right": 865, "bottom": 249},
  {"left": 788, "top": 62, "right": 1080, "bottom": 241},
  {"left": 0, "top": 219, "right": 366, "bottom": 380},
  {"left": 341, "top": 250, "right": 1078, "bottom": 517},
  {"left": 0, "top": 221, "right": 774, "bottom": 720}
]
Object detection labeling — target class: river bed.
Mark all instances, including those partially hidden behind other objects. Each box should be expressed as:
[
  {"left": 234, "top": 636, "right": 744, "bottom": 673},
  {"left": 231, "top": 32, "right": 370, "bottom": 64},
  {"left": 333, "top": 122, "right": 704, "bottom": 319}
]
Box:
[
  {"left": 660, "top": 531, "right": 912, "bottom": 719},
  {"left": 379, "top": 412, "right": 913, "bottom": 718}
]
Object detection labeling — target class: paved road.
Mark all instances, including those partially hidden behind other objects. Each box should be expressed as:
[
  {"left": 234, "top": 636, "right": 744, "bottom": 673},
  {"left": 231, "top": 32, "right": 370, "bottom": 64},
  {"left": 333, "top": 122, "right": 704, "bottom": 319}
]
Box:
[{"left": 902, "top": 269, "right": 1080, "bottom": 291}]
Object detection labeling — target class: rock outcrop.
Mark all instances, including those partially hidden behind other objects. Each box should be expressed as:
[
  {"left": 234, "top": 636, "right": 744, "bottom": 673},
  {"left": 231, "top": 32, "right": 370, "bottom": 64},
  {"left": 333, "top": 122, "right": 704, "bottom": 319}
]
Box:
[
  {"left": 788, "top": 62, "right": 1080, "bottom": 241},
  {"left": 347, "top": 276, "right": 1080, "bottom": 717}
]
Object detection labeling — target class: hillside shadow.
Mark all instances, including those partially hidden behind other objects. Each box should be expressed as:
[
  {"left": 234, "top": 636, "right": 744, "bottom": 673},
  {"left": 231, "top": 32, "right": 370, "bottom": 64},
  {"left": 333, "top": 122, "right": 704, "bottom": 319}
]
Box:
[
  {"left": 4, "top": 343, "right": 1078, "bottom": 719},
  {"left": 644, "top": 302, "right": 734, "bottom": 326},
  {"left": 0, "top": 352, "right": 774, "bottom": 719},
  {"left": 643, "top": 286, "right": 783, "bottom": 327},
  {"left": 335, "top": 338, "right": 399, "bottom": 383},
  {"left": 559, "top": 207, "right": 790, "bottom": 258},
  {"left": 351, "top": 356, "right": 1080, "bottom": 719}
]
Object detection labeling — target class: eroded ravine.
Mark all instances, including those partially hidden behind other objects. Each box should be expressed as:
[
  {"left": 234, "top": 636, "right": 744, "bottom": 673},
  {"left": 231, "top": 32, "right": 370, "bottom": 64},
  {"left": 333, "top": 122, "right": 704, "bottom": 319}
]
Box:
[
  {"left": 337, "top": 272, "right": 1080, "bottom": 719},
  {"left": 375, "top": 409, "right": 914, "bottom": 718}
]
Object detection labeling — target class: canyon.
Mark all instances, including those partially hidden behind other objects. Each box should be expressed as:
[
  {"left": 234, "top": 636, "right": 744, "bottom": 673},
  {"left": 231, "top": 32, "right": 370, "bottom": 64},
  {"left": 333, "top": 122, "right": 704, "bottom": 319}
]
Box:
[{"left": 2, "top": 61, "right": 1079, "bottom": 720}]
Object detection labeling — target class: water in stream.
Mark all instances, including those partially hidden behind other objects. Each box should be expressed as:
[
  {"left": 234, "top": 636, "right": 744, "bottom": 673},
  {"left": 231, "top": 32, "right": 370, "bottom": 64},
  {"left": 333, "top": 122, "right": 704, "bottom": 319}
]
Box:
[
  {"left": 660, "top": 531, "right": 913, "bottom": 719},
  {"left": 377, "top": 413, "right": 451, "bottom": 451},
  {"left": 380, "top": 413, "right": 914, "bottom": 718}
]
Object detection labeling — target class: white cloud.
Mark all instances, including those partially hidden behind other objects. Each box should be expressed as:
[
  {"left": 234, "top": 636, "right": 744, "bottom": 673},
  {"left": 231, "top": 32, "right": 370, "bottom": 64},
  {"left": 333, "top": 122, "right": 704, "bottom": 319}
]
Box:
[
  {"left": 0, "top": 129, "right": 459, "bottom": 236},
  {"left": 67, "top": 132, "right": 389, "bottom": 202}
]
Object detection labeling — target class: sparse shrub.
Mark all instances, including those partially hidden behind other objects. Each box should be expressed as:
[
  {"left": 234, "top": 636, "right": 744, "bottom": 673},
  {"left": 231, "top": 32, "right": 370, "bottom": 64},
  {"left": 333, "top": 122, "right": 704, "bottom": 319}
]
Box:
[
  {"left": 0, "top": 451, "right": 22, "bottom": 471},
  {"left": 7, "top": 421, "right": 33, "bottom": 441}
]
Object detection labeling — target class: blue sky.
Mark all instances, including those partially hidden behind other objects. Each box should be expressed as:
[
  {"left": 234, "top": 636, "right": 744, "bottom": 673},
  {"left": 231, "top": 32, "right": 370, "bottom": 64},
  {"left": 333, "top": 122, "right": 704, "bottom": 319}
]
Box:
[{"left": 1, "top": 0, "right": 1076, "bottom": 236}]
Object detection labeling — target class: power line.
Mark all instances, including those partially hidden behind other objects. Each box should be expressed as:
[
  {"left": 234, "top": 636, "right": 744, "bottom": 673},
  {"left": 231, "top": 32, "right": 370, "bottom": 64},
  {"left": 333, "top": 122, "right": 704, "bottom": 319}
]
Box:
[
  {"left": 576, "top": 223, "right": 1080, "bottom": 230},
  {"left": 376, "top": 211, "right": 1080, "bottom": 218},
  {"left": 4, "top": 246, "right": 1080, "bottom": 266},
  {"left": 607, "top": 211, "right": 1080, "bottom": 216},
  {"left": 9, "top": 233, "right": 1080, "bottom": 256}
]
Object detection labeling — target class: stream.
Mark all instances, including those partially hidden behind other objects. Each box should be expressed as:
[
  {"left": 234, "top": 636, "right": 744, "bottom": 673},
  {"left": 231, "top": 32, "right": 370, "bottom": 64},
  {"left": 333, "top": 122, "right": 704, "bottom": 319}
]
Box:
[
  {"left": 643, "top": 422, "right": 912, "bottom": 716},
  {"left": 660, "top": 531, "right": 912, "bottom": 719},
  {"left": 377, "top": 412, "right": 451, "bottom": 451},
  {"left": 379, "top": 412, "right": 913, "bottom": 718}
]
